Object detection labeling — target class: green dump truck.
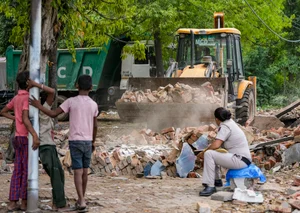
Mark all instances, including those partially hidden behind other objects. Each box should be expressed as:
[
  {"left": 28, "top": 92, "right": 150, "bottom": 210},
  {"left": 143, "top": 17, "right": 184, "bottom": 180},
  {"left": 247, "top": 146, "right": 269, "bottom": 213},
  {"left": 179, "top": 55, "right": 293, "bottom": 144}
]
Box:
[{"left": 0, "top": 40, "right": 156, "bottom": 120}]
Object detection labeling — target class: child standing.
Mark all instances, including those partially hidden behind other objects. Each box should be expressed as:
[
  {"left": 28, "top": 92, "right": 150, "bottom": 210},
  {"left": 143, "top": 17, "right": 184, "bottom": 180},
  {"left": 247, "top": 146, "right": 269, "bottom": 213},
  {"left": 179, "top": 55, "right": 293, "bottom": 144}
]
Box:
[
  {"left": 30, "top": 75, "right": 98, "bottom": 211},
  {"left": 0, "top": 71, "right": 40, "bottom": 211},
  {"left": 27, "top": 79, "right": 67, "bottom": 210}
]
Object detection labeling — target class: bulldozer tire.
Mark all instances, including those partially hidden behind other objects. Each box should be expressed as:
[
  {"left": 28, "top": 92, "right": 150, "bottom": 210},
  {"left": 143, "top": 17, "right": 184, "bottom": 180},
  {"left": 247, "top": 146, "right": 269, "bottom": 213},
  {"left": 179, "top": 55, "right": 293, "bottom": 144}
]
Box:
[
  {"left": 235, "top": 88, "right": 255, "bottom": 126},
  {"left": 57, "top": 95, "right": 69, "bottom": 121}
]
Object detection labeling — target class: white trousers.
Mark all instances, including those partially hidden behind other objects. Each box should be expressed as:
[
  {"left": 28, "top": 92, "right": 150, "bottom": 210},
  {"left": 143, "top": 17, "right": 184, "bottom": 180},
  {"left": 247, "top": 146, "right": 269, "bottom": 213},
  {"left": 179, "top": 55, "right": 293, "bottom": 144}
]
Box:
[{"left": 202, "top": 150, "right": 248, "bottom": 187}]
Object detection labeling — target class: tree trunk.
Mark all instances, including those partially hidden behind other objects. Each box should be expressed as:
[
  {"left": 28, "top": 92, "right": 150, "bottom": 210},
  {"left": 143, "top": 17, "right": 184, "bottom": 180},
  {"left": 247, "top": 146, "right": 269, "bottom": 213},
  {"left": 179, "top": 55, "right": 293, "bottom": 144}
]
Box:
[
  {"left": 41, "top": 0, "right": 59, "bottom": 86},
  {"left": 154, "top": 29, "right": 164, "bottom": 77}
]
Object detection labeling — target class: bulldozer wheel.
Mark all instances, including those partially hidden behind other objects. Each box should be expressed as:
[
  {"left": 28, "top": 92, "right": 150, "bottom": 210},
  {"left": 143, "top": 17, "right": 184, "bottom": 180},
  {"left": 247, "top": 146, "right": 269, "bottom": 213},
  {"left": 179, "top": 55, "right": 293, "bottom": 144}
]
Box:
[
  {"left": 57, "top": 95, "right": 69, "bottom": 121},
  {"left": 235, "top": 88, "right": 255, "bottom": 126}
]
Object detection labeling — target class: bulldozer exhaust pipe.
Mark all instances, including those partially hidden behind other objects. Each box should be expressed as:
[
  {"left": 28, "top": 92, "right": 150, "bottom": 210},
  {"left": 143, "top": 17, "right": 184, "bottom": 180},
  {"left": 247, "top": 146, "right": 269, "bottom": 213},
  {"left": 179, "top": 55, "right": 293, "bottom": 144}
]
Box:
[{"left": 214, "top": 12, "right": 224, "bottom": 29}]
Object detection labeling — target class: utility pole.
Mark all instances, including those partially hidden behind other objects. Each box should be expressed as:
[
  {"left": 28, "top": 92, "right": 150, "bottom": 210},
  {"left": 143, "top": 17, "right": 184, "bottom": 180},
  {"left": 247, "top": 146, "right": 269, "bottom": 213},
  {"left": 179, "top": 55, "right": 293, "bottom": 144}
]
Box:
[{"left": 28, "top": 0, "right": 41, "bottom": 212}]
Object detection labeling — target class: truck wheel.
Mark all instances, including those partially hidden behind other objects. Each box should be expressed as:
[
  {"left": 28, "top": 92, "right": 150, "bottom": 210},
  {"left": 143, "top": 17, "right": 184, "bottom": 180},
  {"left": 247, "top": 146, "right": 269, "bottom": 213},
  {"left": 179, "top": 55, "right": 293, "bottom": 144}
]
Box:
[
  {"left": 57, "top": 95, "right": 69, "bottom": 121},
  {"left": 235, "top": 88, "right": 255, "bottom": 126}
]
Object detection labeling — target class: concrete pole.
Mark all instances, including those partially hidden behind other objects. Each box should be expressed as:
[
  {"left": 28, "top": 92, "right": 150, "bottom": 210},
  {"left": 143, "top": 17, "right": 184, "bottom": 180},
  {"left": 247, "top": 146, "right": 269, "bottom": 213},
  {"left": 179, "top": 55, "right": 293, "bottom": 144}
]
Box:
[{"left": 28, "top": 0, "right": 41, "bottom": 212}]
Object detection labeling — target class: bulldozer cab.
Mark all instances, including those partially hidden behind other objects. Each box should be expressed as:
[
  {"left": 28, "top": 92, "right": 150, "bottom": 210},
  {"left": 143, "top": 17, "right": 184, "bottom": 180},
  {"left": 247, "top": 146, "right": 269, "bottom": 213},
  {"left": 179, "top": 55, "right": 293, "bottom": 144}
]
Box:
[{"left": 175, "top": 28, "right": 244, "bottom": 99}]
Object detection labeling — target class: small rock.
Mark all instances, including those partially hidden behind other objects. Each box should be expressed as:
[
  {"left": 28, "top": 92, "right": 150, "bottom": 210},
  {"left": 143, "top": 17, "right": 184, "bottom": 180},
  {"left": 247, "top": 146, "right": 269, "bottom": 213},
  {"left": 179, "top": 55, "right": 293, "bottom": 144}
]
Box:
[
  {"left": 111, "top": 177, "right": 128, "bottom": 180},
  {"left": 110, "top": 170, "right": 118, "bottom": 177},
  {"left": 289, "top": 199, "right": 300, "bottom": 210},
  {"left": 292, "top": 176, "right": 300, "bottom": 186},
  {"left": 197, "top": 202, "right": 211, "bottom": 213},
  {"left": 161, "top": 171, "right": 168, "bottom": 179},
  {"left": 286, "top": 188, "right": 297, "bottom": 196}
]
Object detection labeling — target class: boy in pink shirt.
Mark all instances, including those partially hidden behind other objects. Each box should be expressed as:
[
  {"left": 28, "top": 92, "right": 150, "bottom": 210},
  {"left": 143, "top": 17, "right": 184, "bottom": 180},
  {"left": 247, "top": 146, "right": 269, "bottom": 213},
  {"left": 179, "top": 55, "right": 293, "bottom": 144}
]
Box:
[
  {"left": 30, "top": 75, "right": 98, "bottom": 211},
  {"left": 0, "top": 71, "right": 39, "bottom": 211}
]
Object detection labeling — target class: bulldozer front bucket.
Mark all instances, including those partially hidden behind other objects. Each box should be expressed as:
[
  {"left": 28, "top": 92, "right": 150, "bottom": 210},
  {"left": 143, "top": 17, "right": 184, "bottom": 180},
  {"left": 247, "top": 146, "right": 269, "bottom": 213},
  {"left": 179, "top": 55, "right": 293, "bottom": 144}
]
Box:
[{"left": 116, "top": 77, "right": 228, "bottom": 130}]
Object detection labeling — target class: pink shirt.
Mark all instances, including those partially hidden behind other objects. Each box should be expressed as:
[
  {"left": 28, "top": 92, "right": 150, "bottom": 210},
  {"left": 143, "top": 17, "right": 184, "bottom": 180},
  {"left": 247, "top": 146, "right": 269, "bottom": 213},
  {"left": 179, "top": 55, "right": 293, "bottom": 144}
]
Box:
[
  {"left": 6, "top": 90, "right": 29, "bottom": 136},
  {"left": 60, "top": 95, "right": 98, "bottom": 141}
]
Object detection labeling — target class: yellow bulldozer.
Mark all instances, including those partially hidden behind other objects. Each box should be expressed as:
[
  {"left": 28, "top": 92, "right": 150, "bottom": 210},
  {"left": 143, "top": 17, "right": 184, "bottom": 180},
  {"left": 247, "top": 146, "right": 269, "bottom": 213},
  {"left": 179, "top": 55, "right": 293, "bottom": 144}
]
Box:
[{"left": 116, "top": 13, "right": 256, "bottom": 130}]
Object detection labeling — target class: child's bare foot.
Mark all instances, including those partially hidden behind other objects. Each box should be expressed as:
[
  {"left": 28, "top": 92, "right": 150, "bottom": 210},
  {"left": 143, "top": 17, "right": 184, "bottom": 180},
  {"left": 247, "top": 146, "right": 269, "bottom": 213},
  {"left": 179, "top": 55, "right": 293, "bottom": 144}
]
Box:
[
  {"left": 7, "top": 201, "right": 19, "bottom": 211},
  {"left": 20, "top": 199, "right": 27, "bottom": 211}
]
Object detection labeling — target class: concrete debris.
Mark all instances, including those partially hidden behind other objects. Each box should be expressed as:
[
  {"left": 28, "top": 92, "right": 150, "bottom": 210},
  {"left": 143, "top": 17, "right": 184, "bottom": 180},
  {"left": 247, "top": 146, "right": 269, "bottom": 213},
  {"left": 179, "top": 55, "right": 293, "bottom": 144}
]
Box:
[
  {"left": 282, "top": 143, "right": 300, "bottom": 166},
  {"left": 211, "top": 191, "right": 233, "bottom": 201},
  {"left": 250, "top": 115, "right": 284, "bottom": 130}
]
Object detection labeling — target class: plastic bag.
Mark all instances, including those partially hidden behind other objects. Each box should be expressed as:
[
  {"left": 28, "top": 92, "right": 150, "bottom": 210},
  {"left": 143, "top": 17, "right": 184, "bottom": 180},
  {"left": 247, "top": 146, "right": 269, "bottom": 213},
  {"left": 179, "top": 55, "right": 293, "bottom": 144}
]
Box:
[
  {"left": 150, "top": 160, "right": 165, "bottom": 176},
  {"left": 144, "top": 162, "right": 153, "bottom": 177},
  {"left": 176, "top": 143, "right": 196, "bottom": 178},
  {"left": 192, "top": 134, "right": 208, "bottom": 150},
  {"left": 225, "top": 164, "right": 266, "bottom": 186}
]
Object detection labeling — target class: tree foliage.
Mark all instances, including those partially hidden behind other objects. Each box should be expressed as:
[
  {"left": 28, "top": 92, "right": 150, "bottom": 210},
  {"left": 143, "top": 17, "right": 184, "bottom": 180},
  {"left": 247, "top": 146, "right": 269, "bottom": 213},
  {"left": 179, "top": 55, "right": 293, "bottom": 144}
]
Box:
[{"left": 0, "top": 0, "right": 299, "bottom": 106}]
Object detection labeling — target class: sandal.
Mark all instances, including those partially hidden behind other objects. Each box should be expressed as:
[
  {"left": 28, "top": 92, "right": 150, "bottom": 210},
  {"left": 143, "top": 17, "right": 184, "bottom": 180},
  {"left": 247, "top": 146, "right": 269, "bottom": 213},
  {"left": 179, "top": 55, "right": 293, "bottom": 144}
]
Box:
[{"left": 7, "top": 207, "right": 21, "bottom": 212}]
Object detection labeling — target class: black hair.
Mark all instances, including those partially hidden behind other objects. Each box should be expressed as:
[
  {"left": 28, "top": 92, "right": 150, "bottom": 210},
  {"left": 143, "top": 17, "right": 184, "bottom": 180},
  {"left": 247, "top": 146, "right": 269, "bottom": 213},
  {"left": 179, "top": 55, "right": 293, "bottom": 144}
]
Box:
[
  {"left": 16, "top": 71, "right": 29, "bottom": 90},
  {"left": 77, "top": 75, "right": 92, "bottom": 91},
  {"left": 214, "top": 107, "right": 231, "bottom": 122}
]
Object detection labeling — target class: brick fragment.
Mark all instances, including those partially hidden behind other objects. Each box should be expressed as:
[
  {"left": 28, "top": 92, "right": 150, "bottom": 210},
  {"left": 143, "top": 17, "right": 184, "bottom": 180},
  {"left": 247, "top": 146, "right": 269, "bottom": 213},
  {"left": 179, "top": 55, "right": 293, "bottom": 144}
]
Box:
[
  {"left": 252, "top": 156, "right": 262, "bottom": 165},
  {"left": 232, "top": 199, "right": 247, "bottom": 206},
  {"left": 197, "top": 202, "right": 211, "bottom": 213},
  {"left": 292, "top": 176, "right": 300, "bottom": 186},
  {"left": 161, "top": 127, "right": 175, "bottom": 134},
  {"left": 269, "top": 156, "right": 277, "bottom": 168},
  {"left": 289, "top": 199, "right": 300, "bottom": 210},
  {"left": 264, "top": 161, "right": 272, "bottom": 170},
  {"left": 274, "top": 149, "right": 282, "bottom": 162},
  {"left": 113, "top": 148, "right": 124, "bottom": 161},
  {"left": 268, "top": 204, "right": 291, "bottom": 213},
  {"left": 104, "top": 165, "right": 111, "bottom": 173},
  {"left": 208, "top": 124, "right": 217, "bottom": 131}
]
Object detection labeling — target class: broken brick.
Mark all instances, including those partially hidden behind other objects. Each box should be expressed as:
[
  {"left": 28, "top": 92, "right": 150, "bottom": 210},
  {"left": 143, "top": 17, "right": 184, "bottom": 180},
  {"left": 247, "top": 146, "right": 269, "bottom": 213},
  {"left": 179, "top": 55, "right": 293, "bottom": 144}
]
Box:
[
  {"left": 264, "top": 161, "right": 272, "bottom": 170},
  {"left": 252, "top": 156, "right": 262, "bottom": 165},
  {"left": 208, "top": 124, "right": 217, "bottom": 131},
  {"left": 289, "top": 199, "right": 300, "bottom": 210},
  {"left": 292, "top": 176, "right": 300, "bottom": 186},
  {"left": 197, "top": 202, "right": 211, "bottom": 213},
  {"left": 161, "top": 127, "right": 175, "bottom": 134},
  {"left": 269, "top": 156, "right": 277, "bottom": 168}
]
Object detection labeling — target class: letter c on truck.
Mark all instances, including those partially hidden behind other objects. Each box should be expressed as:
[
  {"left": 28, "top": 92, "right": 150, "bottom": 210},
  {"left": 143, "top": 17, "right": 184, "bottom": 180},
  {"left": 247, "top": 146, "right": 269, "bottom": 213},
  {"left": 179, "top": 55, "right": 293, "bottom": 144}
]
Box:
[{"left": 58, "top": 67, "right": 66, "bottom": 78}]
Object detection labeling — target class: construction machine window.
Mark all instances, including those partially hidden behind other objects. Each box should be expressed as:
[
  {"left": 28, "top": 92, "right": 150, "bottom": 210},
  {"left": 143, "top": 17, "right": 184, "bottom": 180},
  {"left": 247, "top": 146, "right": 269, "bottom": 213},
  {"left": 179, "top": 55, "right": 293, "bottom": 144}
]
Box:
[
  {"left": 177, "top": 34, "right": 227, "bottom": 75},
  {"left": 235, "top": 37, "right": 244, "bottom": 77}
]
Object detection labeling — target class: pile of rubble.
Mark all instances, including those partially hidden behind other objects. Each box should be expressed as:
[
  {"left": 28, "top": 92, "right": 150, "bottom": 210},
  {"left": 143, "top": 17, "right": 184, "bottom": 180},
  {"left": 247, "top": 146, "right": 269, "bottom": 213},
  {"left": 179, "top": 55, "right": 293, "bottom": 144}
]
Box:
[
  {"left": 250, "top": 127, "right": 300, "bottom": 171},
  {"left": 49, "top": 121, "right": 300, "bottom": 179},
  {"left": 53, "top": 124, "right": 219, "bottom": 177},
  {"left": 118, "top": 82, "right": 222, "bottom": 104}
]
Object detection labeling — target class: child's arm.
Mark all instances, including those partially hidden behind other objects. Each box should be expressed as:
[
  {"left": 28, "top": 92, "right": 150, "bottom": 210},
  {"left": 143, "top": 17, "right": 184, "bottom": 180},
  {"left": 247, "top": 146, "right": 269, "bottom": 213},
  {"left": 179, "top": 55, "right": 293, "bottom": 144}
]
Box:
[
  {"left": 22, "top": 110, "right": 40, "bottom": 150},
  {"left": 27, "top": 79, "right": 55, "bottom": 106},
  {"left": 92, "top": 117, "right": 98, "bottom": 151},
  {"left": 0, "top": 106, "right": 15, "bottom": 120},
  {"left": 30, "top": 96, "right": 63, "bottom": 118}
]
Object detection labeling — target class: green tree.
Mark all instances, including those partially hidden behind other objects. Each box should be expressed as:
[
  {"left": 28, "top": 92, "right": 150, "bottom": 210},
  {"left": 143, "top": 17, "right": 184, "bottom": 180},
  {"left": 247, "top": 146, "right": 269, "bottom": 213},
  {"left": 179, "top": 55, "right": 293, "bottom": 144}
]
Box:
[{"left": 0, "top": 14, "right": 15, "bottom": 56}]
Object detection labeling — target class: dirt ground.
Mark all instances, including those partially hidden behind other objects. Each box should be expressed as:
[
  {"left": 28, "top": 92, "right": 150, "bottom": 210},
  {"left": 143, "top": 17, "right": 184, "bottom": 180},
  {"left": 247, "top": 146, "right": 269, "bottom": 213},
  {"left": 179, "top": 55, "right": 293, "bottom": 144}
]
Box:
[
  {"left": 0, "top": 116, "right": 224, "bottom": 213},
  {"left": 0, "top": 116, "right": 299, "bottom": 213}
]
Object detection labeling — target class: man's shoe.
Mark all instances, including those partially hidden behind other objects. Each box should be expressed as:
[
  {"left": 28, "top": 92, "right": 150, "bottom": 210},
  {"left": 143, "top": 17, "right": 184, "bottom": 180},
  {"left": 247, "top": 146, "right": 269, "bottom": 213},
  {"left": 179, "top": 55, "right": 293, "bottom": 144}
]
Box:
[
  {"left": 215, "top": 179, "right": 223, "bottom": 187},
  {"left": 199, "top": 186, "right": 217, "bottom": 196}
]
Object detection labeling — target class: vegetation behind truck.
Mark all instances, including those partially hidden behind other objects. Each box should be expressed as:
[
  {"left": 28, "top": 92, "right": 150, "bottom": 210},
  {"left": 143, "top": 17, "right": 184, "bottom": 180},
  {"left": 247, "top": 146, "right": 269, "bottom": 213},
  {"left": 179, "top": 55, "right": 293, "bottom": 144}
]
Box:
[{"left": 2, "top": 40, "right": 156, "bottom": 121}]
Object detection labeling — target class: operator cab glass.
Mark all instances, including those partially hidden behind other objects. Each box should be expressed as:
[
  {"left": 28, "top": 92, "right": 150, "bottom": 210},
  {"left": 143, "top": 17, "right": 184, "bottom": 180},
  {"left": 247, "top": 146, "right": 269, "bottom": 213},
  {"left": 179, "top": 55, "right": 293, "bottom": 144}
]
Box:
[{"left": 177, "top": 33, "right": 244, "bottom": 78}]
